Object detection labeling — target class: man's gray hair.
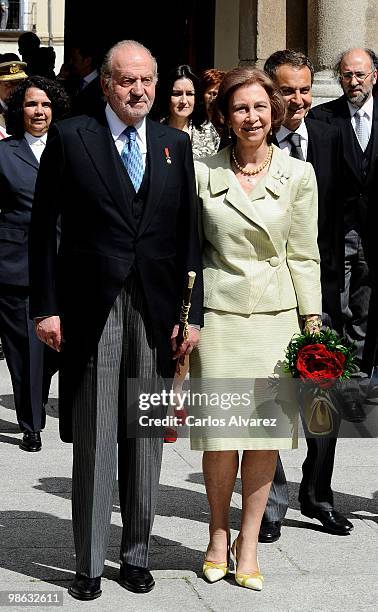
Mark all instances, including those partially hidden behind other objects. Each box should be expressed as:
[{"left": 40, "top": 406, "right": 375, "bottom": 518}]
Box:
[
  {"left": 101, "top": 40, "right": 158, "bottom": 84},
  {"left": 333, "top": 48, "right": 378, "bottom": 79}
]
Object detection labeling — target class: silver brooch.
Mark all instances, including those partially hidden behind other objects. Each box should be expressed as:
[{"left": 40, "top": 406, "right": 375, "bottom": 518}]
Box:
[{"left": 273, "top": 169, "right": 290, "bottom": 184}]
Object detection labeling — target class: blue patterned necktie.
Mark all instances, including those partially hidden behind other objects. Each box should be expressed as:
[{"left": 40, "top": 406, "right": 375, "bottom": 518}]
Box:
[{"left": 121, "top": 126, "right": 144, "bottom": 192}]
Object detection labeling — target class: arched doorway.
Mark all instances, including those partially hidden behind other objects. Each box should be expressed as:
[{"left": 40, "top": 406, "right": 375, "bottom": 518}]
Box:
[{"left": 64, "top": 0, "right": 216, "bottom": 79}]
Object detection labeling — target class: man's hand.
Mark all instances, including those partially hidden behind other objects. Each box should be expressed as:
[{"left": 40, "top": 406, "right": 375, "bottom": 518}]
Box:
[
  {"left": 35, "top": 316, "right": 63, "bottom": 352},
  {"left": 171, "top": 324, "right": 200, "bottom": 363}
]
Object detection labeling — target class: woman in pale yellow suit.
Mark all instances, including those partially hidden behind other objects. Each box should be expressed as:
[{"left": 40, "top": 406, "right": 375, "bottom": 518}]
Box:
[{"left": 190, "top": 68, "right": 321, "bottom": 591}]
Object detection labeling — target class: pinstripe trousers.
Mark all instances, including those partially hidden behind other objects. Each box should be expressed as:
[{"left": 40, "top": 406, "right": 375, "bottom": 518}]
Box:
[
  {"left": 71, "top": 274, "right": 164, "bottom": 577},
  {"left": 342, "top": 229, "right": 372, "bottom": 369}
]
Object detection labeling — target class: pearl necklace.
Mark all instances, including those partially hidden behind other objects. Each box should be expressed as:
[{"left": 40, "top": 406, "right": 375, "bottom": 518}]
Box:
[{"left": 232, "top": 145, "right": 273, "bottom": 178}]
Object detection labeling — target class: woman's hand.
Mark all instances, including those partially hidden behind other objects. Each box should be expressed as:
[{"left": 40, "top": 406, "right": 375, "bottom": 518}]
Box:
[{"left": 303, "top": 314, "right": 322, "bottom": 335}]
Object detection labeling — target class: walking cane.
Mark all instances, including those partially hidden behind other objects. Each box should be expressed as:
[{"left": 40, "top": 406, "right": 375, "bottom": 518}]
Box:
[{"left": 165, "top": 271, "right": 196, "bottom": 443}]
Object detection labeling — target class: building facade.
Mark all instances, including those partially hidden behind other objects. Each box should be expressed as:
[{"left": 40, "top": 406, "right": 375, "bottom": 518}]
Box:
[
  {"left": 2, "top": 1, "right": 378, "bottom": 103},
  {"left": 0, "top": 0, "right": 64, "bottom": 70},
  {"left": 215, "top": 0, "right": 378, "bottom": 103}
]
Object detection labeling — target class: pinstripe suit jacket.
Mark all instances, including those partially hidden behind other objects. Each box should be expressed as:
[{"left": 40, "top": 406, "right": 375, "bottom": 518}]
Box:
[
  {"left": 29, "top": 114, "right": 203, "bottom": 442},
  {"left": 195, "top": 144, "right": 321, "bottom": 316}
]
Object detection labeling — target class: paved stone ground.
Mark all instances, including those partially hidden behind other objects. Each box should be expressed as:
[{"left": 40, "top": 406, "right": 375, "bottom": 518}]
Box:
[{"left": 0, "top": 359, "right": 377, "bottom": 611}]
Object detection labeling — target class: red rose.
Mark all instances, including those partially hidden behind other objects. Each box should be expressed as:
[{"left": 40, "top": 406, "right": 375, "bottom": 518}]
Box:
[{"left": 296, "top": 344, "right": 346, "bottom": 389}]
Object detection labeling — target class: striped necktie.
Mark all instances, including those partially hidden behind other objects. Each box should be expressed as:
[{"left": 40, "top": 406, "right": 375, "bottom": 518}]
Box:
[
  {"left": 121, "top": 126, "right": 144, "bottom": 192},
  {"left": 287, "top": 131, "right": 305, "bottom": 161},
  {"left": 354, "top": 109, "right": 370, "bottom": 152}
]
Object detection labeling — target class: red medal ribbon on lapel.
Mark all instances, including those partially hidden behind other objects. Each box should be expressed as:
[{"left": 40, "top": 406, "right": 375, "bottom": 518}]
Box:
[{"left": 164, "top": 147, "right": 172, "bottom": 164}]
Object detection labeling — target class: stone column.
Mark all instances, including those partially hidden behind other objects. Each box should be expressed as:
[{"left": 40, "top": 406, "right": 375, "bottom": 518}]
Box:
[
  {"left": 214, "top": 0, "right": 240, "bottom": 70},
  {"left": 366, "top": 0, "right": 378, "bottom": 52},
  {"left": 308, "top": 0, "right": 368, "bottom": 105},
  {"left": 239, "top": 0, "right": 286, "bottom": 68}
]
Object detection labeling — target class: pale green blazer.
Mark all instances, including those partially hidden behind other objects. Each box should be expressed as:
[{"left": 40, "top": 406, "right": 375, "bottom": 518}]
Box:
[{"left": 195, "top": 144, "right": 321, "bottom": 316}]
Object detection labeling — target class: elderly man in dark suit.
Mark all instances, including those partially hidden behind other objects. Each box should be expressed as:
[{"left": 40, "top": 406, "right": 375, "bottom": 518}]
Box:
[
  {"left": 309, "top": 48, "right": 378, "bottom": 377},
  {"left": 0, "top": 75, "right": 68, "bottom": 451},
  {"left": 261, "top": 50, "right": 353, "bottom": 542},
  {"left": 29, "top": 39, "right": 203, "bottom": 600}
]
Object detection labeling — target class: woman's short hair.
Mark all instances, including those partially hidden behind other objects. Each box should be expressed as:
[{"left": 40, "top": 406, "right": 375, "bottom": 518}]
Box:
[
  {"left": 5, "top": 75, "right": 70, "bottom": 138},
  {"left": 200, "top": 68, "right": 226, "bottom": 90},
  {"left": 156, "top": 64, "right": 207, "bottom": 128},
  {"left": 212, "top": 67, "right": 286, "bottom": 137}
]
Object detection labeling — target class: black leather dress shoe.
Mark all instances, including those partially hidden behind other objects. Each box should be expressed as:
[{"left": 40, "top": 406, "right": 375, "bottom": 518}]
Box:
[
  {"left": 68, "top": 573, "right": 102, "bottom": 600},
  {"left": 301, "top": 506, "right": 353, "bottom": 534},
  {"left": 119, "top": 562, "right": 155, "bottom": 593},
  {"left": 258, "top": 520, "right": 282, "bottom": 543},
  {"left": 19, "top": 432, "right": 42, "bottom": 452}
]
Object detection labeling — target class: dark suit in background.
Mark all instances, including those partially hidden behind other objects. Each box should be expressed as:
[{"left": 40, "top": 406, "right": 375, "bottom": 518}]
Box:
[
  {"left": 0, "top": 136, "right": 54, "bottom": 432},
  {"left": 71, "top": 75, "right": 105, "bottom": 117},
  {"left": 265, "top": 118, "right": 346, "bottom": 522},
  {"left": 66, "top": 43, "right": 105, "bottom": 118},
  {"left": 306, "top": 118, "right": 344, "bottom": 330},
  {"left": 310, "top": 95, "right": 378, "bottom": 374}
]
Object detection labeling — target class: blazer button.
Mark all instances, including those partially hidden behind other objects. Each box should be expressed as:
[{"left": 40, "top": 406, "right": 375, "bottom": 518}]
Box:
[{"left": 269, "top": 256, "right": 279, "bottom": 267}]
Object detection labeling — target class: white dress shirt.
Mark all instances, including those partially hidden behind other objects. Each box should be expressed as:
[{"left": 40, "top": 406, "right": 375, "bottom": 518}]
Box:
[
  {"left": 105, "top": 103, "right": 147, "bottom": 169},
  {"left": 348, "top": 94, "right": 373, "bottom": 140},
  {"left": 24, "top": 131, "right": 47, "bottom": 163},
  {"left": 275, "top": 120, "right": 309, "bottom": 160},
  {"left": 0, "top": 124, "right": 8, "bottom": 139},
  {"left": 81, "top": 69, "right": 99, "bottom": 89}
]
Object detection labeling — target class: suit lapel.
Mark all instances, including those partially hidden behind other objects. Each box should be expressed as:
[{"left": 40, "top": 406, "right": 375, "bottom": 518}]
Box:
[
  {"left": 305, "top": 119, "right": 317, "bottom": 166},
  {"left": 330, "top": 97, "right": 361, "bottom": 183},
  {"left": 78, "top": 116, "right": 134, "bottom": 225},
  {"left": 264, "top": 146, "right": 293, "bottom": 199},
  {"left": 367, "top": 98, "right": 378, "bottom": 183},
  {"left": 137, "top": 119, "right": 169, "bottom": 236},
  {"left": 332, "top": 96, "right": 378, "bottom": 185},
  {"left": 10, "top": 137, "right": 39, "bottom": 170},
  {"left": 209, "top": 145, "right": 289, "bottom": 240},
  {"left": 209, "top": 147, "right": 268, "bottom": 236},
  {"left": 225, "top": 177, "right": 270, "bottom": 236}
]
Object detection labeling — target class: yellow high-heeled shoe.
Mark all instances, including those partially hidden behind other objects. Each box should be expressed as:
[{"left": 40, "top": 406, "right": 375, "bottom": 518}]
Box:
[
  {"left": 203, "top": 532, "right": 230, "bottom": 583},
  {"left": 230, "top": 538, "right": 264, "bottom": 591},
  {"left": 202, "top": 559, "right": 229, "bottom": 583}
]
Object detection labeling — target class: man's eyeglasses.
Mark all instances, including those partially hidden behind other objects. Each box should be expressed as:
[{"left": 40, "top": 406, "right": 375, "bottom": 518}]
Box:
[{"left": 341, "top": 70, "right": 375, "bottom": 82}]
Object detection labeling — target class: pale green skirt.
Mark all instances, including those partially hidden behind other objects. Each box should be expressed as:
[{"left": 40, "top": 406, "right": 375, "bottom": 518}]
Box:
[{"left": 189, "top": 308, "right": 300, "bottom": 450}]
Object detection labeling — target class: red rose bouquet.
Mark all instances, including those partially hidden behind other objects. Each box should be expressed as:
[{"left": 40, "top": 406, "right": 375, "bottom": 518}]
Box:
[
  {"left": 296, "top": 343, "right": 346, "bottom": 389},
  {"left": 284, "top": 329, "right": 356, "bottom": 434}
]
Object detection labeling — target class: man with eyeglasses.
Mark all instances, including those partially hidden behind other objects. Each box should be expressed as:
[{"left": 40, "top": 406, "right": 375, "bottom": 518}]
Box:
[
  {"left": 310, "top": 48, "right": 378, "bottom": 384},
  {"left": 259, "top": 50, "right": 349, "bottom": 543}
]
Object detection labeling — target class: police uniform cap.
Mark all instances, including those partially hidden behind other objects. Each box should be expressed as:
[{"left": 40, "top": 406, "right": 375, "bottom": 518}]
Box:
[{"left": 0, "top": 61, "right": 27, "bottom": 82}]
